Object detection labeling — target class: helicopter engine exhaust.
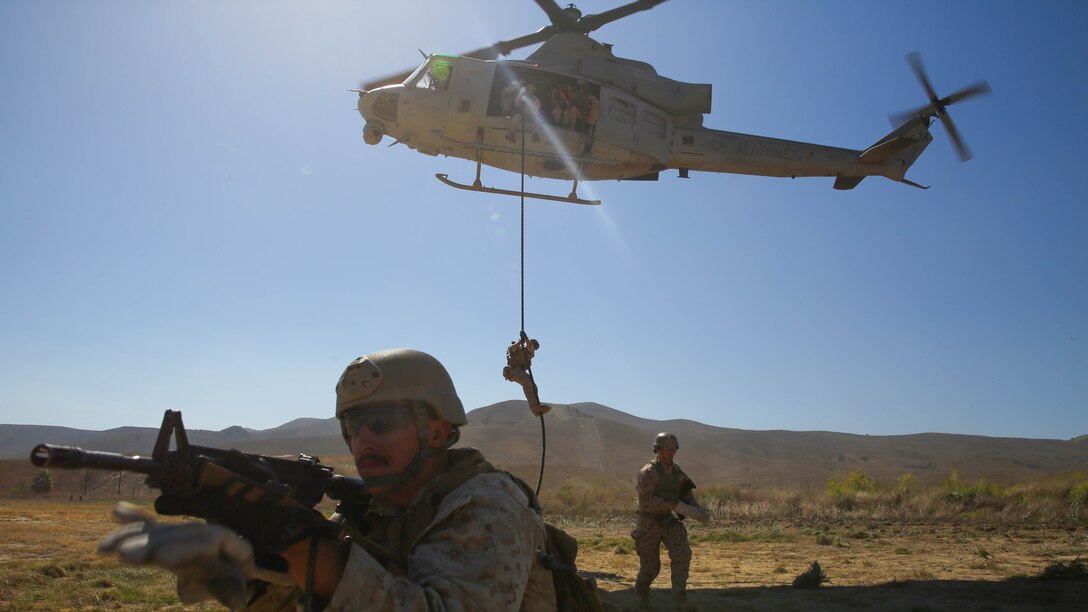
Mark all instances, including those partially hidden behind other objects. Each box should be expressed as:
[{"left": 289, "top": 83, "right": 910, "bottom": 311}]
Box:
[{"left": 363, "top": 123, "right": 384, "bottom": 145}]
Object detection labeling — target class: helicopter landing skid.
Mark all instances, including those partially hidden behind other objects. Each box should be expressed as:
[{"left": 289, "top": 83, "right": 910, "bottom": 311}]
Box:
[{"left": 435, "top": 173, "right": 601, "bottom": 206}]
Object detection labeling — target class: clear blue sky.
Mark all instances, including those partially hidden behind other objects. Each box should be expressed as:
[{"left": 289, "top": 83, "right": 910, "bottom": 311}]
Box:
[{"left": 2, "top": 1, "right": 1085, "bottom": 440}]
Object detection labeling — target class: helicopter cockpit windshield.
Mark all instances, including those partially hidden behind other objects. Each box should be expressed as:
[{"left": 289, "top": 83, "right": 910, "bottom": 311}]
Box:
[{"left": 406, "top": 56, "right": 455, "bottom": 92}]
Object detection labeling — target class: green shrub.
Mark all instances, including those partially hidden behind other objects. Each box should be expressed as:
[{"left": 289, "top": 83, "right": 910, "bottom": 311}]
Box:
[
  {"left": 534, "top": 471, "right": 1085, "bottom": 527},
  {"left": 1040, "top": 558, "right": 1087, "bottom": 581},
  {"left": 1069, "top": 481, "right": 1088, "bottom": 518},
  {"left": 792, "top": 561, "right": 828, "bottom": 589},
  {"left": 30, "top": 469, "right": 53, "bottom": 494},
  {"left": 941, "top": 469, "right": 1005, "bottom": 508},
  {"left": 826, "top": 469, "right": 879, "bottom": 509},
  {"left": 895, "top": 472, "right": 917, "bottom": 497}
]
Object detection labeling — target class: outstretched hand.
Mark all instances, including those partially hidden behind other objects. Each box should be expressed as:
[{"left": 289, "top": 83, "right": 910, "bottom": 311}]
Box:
[{"left": 98, "top": 502, "right": 294, "bottom": 610}]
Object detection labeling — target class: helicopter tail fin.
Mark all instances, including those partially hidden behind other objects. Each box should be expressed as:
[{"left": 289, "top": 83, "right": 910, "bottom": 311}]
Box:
[
  {"left": 858, "top": 136, "right": 916, "bottom": 165},
  {"left": 857, "top": 116, "right": 933, "bottom": 185},
  {"left": 833, "top": 176, "right": 865, "bottom": 190}
]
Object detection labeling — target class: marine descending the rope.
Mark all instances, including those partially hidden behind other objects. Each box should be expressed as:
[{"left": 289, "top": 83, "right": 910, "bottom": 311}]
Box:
[{"left": 504, "top": 331, "right": 550, "bottom": 416}]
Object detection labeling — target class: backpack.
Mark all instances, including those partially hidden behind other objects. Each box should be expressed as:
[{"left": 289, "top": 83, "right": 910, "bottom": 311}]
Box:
[
  {"left": 538, "top": 520, "right": 608, "bottom": 612},
  {"left": 459, "top": 456, "right": 610, "bottom": 612}
]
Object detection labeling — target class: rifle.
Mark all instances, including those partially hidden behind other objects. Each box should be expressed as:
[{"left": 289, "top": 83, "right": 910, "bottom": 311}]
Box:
[{"left": 30, "top": 409, "right": 369, "bottom": 570}]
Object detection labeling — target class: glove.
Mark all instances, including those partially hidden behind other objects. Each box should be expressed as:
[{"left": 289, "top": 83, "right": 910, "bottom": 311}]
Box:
[
  {"left": 98, "top": 502, "right": 294, "bottom": 610},
  {"left": 674, "top": 500, "right": 710, "bottom": 523},
  {"left": 154, "top": 488, "right": 315, "bottom": 559},
  {"left": 153, "top": 450, "right": 320, "bottom": 557}
]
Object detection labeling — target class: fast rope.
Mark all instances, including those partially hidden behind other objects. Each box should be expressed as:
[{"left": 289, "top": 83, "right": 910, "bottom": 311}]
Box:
[{"left": 501, "top": 104, "right": 549, "bottom": 496}]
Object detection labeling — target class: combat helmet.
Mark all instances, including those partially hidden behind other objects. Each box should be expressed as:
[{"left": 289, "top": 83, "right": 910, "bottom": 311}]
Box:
[
  {"left": 335, "top": 349, "right": 466, "bottom": 491},
  {"left": 653, "top": 432, "right": 680, "bottom": 452},
  {"left": 336, "top": 348, "right": 466, "bottom": 434}
]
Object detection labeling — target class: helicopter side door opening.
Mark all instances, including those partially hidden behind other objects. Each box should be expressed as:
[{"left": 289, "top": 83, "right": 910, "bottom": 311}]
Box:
[
  {"left": 485, "top": 68, "right": 601, "bottom": 154},
  {"left": 433, "top": 64, "right": 606, "bottom": 205}
]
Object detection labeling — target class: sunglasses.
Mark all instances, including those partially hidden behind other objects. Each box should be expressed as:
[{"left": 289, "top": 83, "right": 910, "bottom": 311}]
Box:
[{"left": 342, "top": 403, "right": 418, "bottom": 437}]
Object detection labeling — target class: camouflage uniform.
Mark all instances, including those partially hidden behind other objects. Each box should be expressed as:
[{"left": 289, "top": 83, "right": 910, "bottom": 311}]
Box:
[
  {"left": 632, "top": 459, "right": 697, "bottom": 600},
  {"left": 247, "top": 448, "right": 557, "bottom": 611}
]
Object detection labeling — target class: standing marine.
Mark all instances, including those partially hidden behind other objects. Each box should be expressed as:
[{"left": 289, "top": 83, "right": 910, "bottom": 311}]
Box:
[{"left": 632, "top": 432, "right": 708, "bottom": 607}]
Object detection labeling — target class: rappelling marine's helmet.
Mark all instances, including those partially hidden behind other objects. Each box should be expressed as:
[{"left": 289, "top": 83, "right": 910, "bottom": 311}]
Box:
[{"left": 653, "top": 432, "right": 680, "bottom": 453}]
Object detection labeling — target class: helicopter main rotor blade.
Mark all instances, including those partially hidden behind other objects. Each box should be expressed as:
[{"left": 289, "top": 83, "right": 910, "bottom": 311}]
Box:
[
  {"left": 575, "top": 0, "right": 670, "bottom": 34},
  {"left": 534, "top": 0, "right": 668, "bottom": 33},
  {"left": 534, "top": 0, "right": 575, "bottom": 29},
  {"left": 468, "top": 0, "right": 669, "bottom": 57},
  {"left": 461, "top": 27, "right": 556, "bottom": 60},
  {"left": 360, "top": 0, "right": 672, "bottom": 91},
  {"left": 361, "top": 25, "right": 555, "bottom": 90}
]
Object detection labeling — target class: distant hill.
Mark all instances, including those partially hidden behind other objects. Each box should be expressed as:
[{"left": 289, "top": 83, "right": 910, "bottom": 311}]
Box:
[
  {"left": 4, "top": 402, "right": 1087, "bottom": 498},
  {"left": 1, "top": 416, "right": 344, "bottom": 458},
  {"left": 460, "top": 402, "right": 1088, "bottom": 489}
]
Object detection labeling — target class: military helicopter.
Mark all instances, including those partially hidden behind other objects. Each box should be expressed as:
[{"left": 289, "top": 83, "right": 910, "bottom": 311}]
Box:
[{"left": 354, "top": 0, "right": 990, "bottom": 204}]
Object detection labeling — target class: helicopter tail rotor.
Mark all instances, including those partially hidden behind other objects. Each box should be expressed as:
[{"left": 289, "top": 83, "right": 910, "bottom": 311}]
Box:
[{"left": 890, "top": 51, "right": 991, "bottom": 162}]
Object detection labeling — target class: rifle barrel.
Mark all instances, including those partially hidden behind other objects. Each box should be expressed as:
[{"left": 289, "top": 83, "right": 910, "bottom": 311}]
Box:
[{"left": 30, "top": 444, "right": 163, "bottom": 474}]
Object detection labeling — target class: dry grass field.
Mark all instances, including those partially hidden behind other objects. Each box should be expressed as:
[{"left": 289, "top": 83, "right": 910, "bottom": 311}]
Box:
[
  {"left": 570, "top": 521, "right": 1087, "bottom": 611},
  {"left": 1, "top": 498, "right": 1086, "bottom": 611},
  {"left": 6, "top": 404, "right": 1087, "bottom": 609}
]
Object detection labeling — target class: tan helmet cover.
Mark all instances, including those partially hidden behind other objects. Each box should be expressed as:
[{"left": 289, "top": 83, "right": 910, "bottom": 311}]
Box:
[
  {"left": 335, "top": 349, "right": 467, "bottom": 426},
  {"left": 653, "top": 432, "right": 680, "bottom": 452}
]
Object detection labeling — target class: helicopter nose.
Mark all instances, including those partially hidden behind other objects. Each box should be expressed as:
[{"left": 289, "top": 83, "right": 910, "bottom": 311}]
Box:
[
  {"left": 357, "top": 87, "right": 399, "bottom": 146},
  {"left": 358, "top": 87, "right": 400, "bottom": 124},
  {"left": 356, "top": 90, "right": 373, "bottom": 119}
]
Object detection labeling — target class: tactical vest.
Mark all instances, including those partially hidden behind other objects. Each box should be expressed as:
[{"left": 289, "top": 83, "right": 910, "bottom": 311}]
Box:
[
  {"left": 650, "top": 459, "right": 681, "bottom": 503},
  {"left": 343, "top": 448, "right": 606, "bottom": 612}
]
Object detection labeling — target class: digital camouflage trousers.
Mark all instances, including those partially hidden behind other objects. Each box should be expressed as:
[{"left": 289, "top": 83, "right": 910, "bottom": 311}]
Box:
[{"left": 632, "top": 516, "right": 691, "bottom": 594}]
